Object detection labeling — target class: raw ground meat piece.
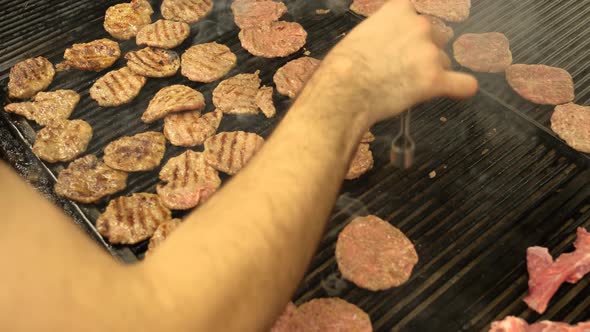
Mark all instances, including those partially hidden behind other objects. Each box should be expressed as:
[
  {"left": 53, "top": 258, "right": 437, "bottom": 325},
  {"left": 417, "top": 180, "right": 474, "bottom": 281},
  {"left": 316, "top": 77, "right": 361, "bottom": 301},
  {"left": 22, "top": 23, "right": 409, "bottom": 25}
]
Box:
[
  {"left": 89, "top": 67, "right": 147, "bottom": 107},
  {"left": 361, "top": 131, "right": 375, "bottom": 143},
  {"left": 213, "top": 72, "right": 261, "bottom": 114},
  {"left": 57, "top": 39, "right": 121, "bottom": 72},
  {"left": 336, "top": 215, "right": 418, "bottom": 290},
  {"left": 273, "top": 56, "right": 321, "bottom": 98},
  {"left": 181, "top": 42, "right": 237, "bottom": 83},
  {"left": 270, "top": 302, "right": 298, "bottom": 332},
  {"left": 411, "top": 0, "right": 471, "bottom": 22},
  {"left": 231, "top": 0, "right": 288, "bottom": 29},
  {"left": 54, "top": 155, "right": 128, "bottom": 204},
  {"left": 551, "top": 103, "right": 590, "bottom": 153},
  {"left": 8, "top": 56, "right": 55, "bottom": 100},
  {"left": 103, "top": 131, "right": 166, "bottom": 172},
  {"left": 96, "top": 193, "right": 172, "bottom": 244},
  {"left": 147, "top": 219, "right": 182, "bottom": 254},
  {"left": 293, "top": 298, "right": 372, "bottom": 332},
  {"left": 524, "top": 228, "right": 590, "bottom": 314},
  {"left": 142, "top": 85, "right": 206, "bottom": 123},
  {"left": 425, "top": 15, "right": 454, "bottom": 46},
  {"left": 4, "top": 90, "right": 80, "bottom": 126},
  {"left": 255, "top": 86, "right": 276, "bottom": 118},
  {"left": 349, "top": 0, "right": 386, "bottom": 17},
  {"left": 164, "top": 110, "right": 223, "bottom": 147},
  {"left": 239, "top": 21, "right": 307, "bottom": 58},
  {"left": 32, "top": 120, "right": 93, "bottom": 163},
  {"left": 453, "top": 32, "right": 513, "bottom": 73},
  {"left": 157, "top": 150, "right": 221, "bottom": 210},
  {"left": 161, "top": 0, "right": 213, "bottom": 24},
  {"left": 345, "top": 143, "right": 374, "bottom": 180},
  {"left": 104, "top": 0, "right": 153, "bottom": 40},
  {"left": 505, "top": 64, "right": 575, "bottom": 105},
  {"left": 125, "top": 47, "right": 180, "bottom": 78},
  {"left": 489, "top": 316, "right": 590, "bottom": 332},
  {"left": 136, "top": 19, "right": 191, "bottom": 49},
  {"left": 204, "top": 131, "right": 264, "bottom": 175}
]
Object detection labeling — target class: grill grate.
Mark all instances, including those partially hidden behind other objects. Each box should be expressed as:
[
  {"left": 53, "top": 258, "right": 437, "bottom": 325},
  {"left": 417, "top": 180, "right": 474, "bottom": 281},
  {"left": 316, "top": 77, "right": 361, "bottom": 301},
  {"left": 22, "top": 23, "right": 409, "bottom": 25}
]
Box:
[{"left": 1, "top": 0, "right": 590, "bottom": 331}]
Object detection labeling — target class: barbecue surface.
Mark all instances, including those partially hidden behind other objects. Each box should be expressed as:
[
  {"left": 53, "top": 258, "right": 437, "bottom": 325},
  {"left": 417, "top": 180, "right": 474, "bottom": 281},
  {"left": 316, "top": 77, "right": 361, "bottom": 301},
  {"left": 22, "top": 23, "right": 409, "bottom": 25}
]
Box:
[{"left": 1, "top": 0, "right": 589, "bottom": 331}]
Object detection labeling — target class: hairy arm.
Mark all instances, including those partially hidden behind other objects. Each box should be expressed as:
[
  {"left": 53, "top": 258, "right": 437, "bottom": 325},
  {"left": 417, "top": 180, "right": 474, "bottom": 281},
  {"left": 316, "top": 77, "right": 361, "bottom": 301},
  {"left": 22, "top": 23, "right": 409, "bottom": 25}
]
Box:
[{"left": 0, "top": 1, "right": 477, "bottom": 331}]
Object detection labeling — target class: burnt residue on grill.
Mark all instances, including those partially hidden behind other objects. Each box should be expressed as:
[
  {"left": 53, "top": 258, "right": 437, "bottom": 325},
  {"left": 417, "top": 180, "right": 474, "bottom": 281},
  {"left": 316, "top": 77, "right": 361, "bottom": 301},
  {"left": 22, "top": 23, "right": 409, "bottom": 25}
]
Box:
[{"left": 1, "top": 1, "right": 590, "bottom": 331}]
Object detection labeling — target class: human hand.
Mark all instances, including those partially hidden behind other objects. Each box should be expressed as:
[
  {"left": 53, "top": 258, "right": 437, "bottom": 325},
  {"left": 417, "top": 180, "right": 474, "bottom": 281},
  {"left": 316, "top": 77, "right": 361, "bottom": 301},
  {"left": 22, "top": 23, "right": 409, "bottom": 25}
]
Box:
[{"left": 316, "top": 0, "right": 478, "bottom": 124}]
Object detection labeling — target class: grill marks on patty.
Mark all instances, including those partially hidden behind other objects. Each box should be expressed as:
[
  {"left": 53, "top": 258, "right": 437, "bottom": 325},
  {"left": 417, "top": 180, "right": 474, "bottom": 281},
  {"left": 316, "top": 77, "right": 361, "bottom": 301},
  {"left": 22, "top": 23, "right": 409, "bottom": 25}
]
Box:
[
  {"left": 147, "top": 219, "right": 182, "bottom": 254},
  {"left": 164, "top": 109, "right": 223, "bottom": 147},
  {"left": 32, "top": 120, "right": 93, "bottom": 163},
  {"left": 231, "top": 0, "right": 288, "bottom": 29},
  {"left": 4, "top": 90, "right": 80, "bottom": 126},
  {"left": 54, "top": 155, "right": 128, "bottom": 204},
  {"left": 8, "top": 56, "right": 55, "bottom": 99},
  {"left": 57, "top": 39, "right": 121, "bottom": 72},
  {"left": 90, "top": 67, "right": 147, "bottom": 107},
  {"left": 204, "top": 131, "right": 265, "bottom": 175},
  {"left": 125, "top": 47, "right": 180, "bottom": 78},
  {"left": 136, "top": 19, "right": 191, "bottom": 49},
  {"left": 273, "top": 56, "right": 321, "bottom": 98},
  {"left": 157, "top": 150, "right": 221, "bottom": 210},
  {"left": 255, "top": 86, "right": 276, "bottom": 118},
  {"left": 161, "top": 0, "right": 213, "bottom": 24},
  {"left": 181, "top": 42, "right": 238, "bottom": 83},
  {"left": 104, "top": 132, "right": 167, "bottom": 172},
  {"left": 143, "top": 85, "right": 206, "bottom": 123},
  {"left": 97, "top": 193, "right": 172, "bottom": 244},
  {"left": 213, "top": 72, "right": 262, "bottom": 114},
  {"left": 104, "top": 0, "right": 153, "bottom": 40},
  {"left": 239, "top": 21, "right": 307, "bottom": 58}
]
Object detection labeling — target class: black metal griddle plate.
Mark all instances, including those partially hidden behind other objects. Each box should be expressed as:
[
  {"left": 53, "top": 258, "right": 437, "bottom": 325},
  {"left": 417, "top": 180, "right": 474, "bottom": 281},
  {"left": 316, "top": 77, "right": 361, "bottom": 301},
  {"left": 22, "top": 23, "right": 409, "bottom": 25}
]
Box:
[{"left": 1, "top": 0, "right": 589, "bottom": 331}]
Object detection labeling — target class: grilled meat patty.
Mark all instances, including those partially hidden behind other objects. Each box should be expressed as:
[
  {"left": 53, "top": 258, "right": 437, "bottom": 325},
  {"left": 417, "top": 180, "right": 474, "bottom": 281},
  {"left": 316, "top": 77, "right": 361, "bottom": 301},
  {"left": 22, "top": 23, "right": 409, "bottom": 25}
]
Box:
[
  {"left": 96, "top": 193, "right": 172, "bottom": 244},
  {"left": 103, "top": 131, "right": 167, "bottom": 172},
  {"left": 213, "top": 71, "right": 261, "bottom": 114},
  {"left": 157, "top": 150, "right": 222, "bottom": 210},
  {"left": 336, "top": 215, "right": 419, "bottom": 291},
  {"left": 125, "top": 47, "right": 180, "bottom": 78},
  {"left": 453, "top": 32, "right": 513, "bottom": 73},
  {"left": 204, "top": 131, "right": 264, "bottom": 175},
  {"left": 411, "top": 0, "right": 471, "bottom": 22},
  {"left": 273, "top": 56, "right": 320, "bottom": 98},
  {"left": 164, "top": 109, "right": 223, "bottom": 147},
  {"left": 349, "top": 0, "right": 387, "bottom": 17},
  {"left": 161, "top": 0, "right": 213, "bottom": 24},
  {"left": 4, "top": 90, "right": 80, "bottom": 126},
  {"left": 239, "top": 21, "right": 307, "bottom": 58},
  {"left": 551, "top": 103, "right": 590, "bottom": 153},
  {"left": 136, "top": 19, "right": 191, "bottom": 49},
  {"left": 294, "top": 298, "right": 372, "bottom": 332},
  {"left": 54, "top": 155, "right": 128, "bottom": 204},
  {"left": 181, "top": 42, "right": 238, "bottom": 83},
  {"left": 142, "top": 85, "right": 206, "bottom": 123},
  {"left": 57, "top": 39, "right": 121, "bottom": 72},
  {"left": 506, "top": 64, "right": 575, "bottom": 105},
  {"left": 346, "top": 143, "right": 374, "bottom": 180},
  {"left": 90, "top": 67, "right": 147, "bottom": 107},
  {"left": 104, "top": 0, "right": 153, "bottom": 40},
  {"left": 147, "top": 219, "right": 182, "bottom": 254},
  {"left": 32, "top": 120, "right": 93, "bottom": 163},
  {"left": 8, "top": 56, "right": 55, "bottom": 100},
  {"left": 231, "top": 0, "right": 288, "bottom": 29},
  {"left": 255, "top": 86, "right": 276, "bottom": 118}
]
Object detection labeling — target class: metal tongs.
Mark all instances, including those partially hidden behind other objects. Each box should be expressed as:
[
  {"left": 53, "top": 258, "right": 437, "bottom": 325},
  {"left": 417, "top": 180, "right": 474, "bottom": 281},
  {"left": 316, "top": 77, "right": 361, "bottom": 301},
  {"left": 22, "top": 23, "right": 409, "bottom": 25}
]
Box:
[{"left": 390, "top": 108, "right": 415, "bottom": 169}]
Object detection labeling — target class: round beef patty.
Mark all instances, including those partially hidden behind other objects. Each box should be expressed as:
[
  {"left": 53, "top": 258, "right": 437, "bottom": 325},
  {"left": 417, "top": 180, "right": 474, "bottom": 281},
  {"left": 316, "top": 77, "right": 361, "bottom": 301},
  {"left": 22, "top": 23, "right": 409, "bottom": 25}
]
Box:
[
  {"left": 103, "top": 131, "right": 166, "bottom": 172},
  {"left": 104, "top": 0, "right": 153, "bottom": 40},
  {"left": 164, "top": 110, "right": 223, "bottom": 147},
  {"left": 181, "top": 42, "right": 237, "bottom": 83},
  {"left": 239, "top": 21, "right": 307, "bottom": 58},
  {"left": 336, "top": 215, "right": 418, "bottom": 291},
  {"left": 506, "top": 64, "right": 575, "bottom": 105},
  {"left": 161, "top": 0, "right": 213, "bottom": 24},
  {"left": 143, "top": 85, "right": 206, "bottom": 123},
  {"left": 32, "top": 120, "right": 93, "bottom": 163},
  {"left": 273, "top": 56, "right": 321, "bottom": 98},
  {"left": 213, "top": 72, "right": 261, "bottom": 114},
  {"left": 294, "top": 298, "right": 372, "bottom": 332},
  {"left": 349, "top": 0, "right": 386, "bottom": 17},
  {"left": 204, "top": 131, "right": 265, "bottom": 175},
  {"left": 8, "top": 56, "right": 55, "bottom": 99},
  {"left": 90, "top": 67, "right": 147, "bottom": 107},
  {"left": 411, "top": 0, "right": 471, "bottom": 22},
  {"left": 345, "top": 143, "right": 374, "bottom": 180},
  {"left": 125, "top": 47, "right": 180, "bottom": 78},
  {"left": 147, "top": 218, "right": 182, "bottom": 254},
  {"left": 551, "top": 103, "right": 590, "bottom": 153},
  {"left": 231, "top": 0, "right": 288, "bottom": 29},
  {"left": 453, "top": 32, "right": 512, "bottom": 73},
  {"left": 136, "top": 19, "right": 190, "bottom": 49}
]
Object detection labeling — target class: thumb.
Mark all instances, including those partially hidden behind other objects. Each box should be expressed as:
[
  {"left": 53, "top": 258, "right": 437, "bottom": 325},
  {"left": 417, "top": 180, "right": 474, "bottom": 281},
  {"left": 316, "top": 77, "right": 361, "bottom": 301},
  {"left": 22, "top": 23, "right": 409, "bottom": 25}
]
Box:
[{"left": 437, "top": 71, "right": 479, "bottom": 100}]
